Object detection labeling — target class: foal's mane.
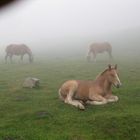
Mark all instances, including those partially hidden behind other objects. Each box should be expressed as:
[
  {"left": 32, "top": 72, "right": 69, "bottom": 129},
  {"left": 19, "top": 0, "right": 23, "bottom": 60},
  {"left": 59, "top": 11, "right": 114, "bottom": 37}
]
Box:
[
  {"left": 95, "top": 68, "right": 114, "bottom": 80},
  {"left": 95, "top": 69, "right": 107, "bottom": 78}
]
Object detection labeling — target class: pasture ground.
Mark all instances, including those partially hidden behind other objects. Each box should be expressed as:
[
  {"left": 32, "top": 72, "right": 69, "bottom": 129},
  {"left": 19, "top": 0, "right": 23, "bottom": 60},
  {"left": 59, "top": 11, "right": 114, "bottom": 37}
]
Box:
[{"left": 0, "top": 55, "right": 139, "bottom": 140}]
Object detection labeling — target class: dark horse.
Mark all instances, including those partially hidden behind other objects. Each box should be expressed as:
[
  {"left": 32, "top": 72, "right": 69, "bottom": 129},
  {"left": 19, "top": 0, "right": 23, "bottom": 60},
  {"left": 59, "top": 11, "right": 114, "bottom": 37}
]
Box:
[
  {"left": 87, "top": 42, "right": 113, "bottom": 62},
  {"left": 5, "top": 44, "right": 33, "bottom": 63}
]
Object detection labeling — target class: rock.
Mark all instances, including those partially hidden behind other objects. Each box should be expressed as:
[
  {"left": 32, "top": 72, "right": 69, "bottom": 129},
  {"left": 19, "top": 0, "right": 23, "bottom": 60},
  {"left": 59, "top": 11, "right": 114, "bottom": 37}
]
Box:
[{"left": 22, "top": 77, "right": 40, "bottom": 88}]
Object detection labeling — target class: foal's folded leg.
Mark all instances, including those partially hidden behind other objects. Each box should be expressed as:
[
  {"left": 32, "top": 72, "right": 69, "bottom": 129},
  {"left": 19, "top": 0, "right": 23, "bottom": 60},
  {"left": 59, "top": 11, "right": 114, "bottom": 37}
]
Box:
[
  {"left": 105, "top": 95, "right": 119, "bottom": 102},
  {"left": 64, "top": 91, "right": 85, "bottom": 110},
  {"left": 65, "top": 99, "right": 85, "bottom": 110},
  {"left": 87, "top": 95, "right": 107, "bottom": 105}
]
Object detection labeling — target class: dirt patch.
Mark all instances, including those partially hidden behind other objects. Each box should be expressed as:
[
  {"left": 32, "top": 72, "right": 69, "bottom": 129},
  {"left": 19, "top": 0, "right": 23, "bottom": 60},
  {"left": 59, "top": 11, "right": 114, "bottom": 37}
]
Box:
[
  {"left": 2, "top": 136, "right": 22, "bottom": 140},
  {"left": 14, "top": 96, "right": 29, "bottom": 101},
  {"left": 35, "top": 111, "right": 53, "bottom": 119}
]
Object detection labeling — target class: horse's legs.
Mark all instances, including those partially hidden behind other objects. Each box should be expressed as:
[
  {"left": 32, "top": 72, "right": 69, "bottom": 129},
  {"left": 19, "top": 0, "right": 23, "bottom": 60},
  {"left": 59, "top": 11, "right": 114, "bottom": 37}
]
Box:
[
  {"left": 5, "top": 53, "right": 9, "bottom": 63},
  {"left": 105, "top": 94, "right": 119, "bottom": 102},
  {"left": 9, "top": 55, "right": 13, "bottom": 63},
  {"left": 93, "top": 52, "right": 97, "bottom": 62},
  {"left": 86, "top": 55, "right": 91, "bottom": 62},
  {"left": 20, "top": 55, "right": 24, "bottom": 62},
  {"left": 65, "top": 91, "right": 85, "bottom": 110},
  {"left": 87, "top": 95, "right": 107, "bottom": 105}
]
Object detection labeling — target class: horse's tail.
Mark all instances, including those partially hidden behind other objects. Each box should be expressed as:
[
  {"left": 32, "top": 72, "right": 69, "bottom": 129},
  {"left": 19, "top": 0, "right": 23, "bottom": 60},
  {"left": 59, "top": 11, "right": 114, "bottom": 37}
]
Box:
[
  {"left": 5, "top": 44, "right": 12, "bottom": 53},
  {"left": 107, "top": 42, "right": 112, "bottom": 51},
  {"left": 5, "top": 46, "right": 8, "bottom": 53},
  {"left": 105, "top": 43, "right": 113, "bottom": 59},
  {"left": 105, "top": 42, "right": 112, "bottom": 52},
  {"left": 86, "top": 44, "right": 92, "bottom": 62}
]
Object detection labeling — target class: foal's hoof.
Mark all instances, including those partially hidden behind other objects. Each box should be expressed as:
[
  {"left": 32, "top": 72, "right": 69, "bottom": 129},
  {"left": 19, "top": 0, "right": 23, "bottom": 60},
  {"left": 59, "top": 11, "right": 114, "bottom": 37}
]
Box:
[
  {"left": 79, "top": 100, "right": 85, "bottom": 105},
  {"left": 114, "top": 96, "right": 119, "bottom": 102},
  {"left": 78, "top": 105, "right": 85, "bottom": 110}
]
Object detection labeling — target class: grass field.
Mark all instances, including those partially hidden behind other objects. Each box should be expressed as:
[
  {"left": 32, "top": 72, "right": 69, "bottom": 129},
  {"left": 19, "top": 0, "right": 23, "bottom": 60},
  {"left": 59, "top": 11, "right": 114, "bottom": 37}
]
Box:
[{"left": 0, "top": 55, "right": 139, "bottom": 140}]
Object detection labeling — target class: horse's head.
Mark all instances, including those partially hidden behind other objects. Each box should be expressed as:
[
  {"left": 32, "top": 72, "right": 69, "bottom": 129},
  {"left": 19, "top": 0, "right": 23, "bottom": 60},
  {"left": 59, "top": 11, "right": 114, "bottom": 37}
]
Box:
[
  {"left": 107, "top": 64, "right": 122, "bottom": 88},
  {"left": 86, "top": 55, "right": 91, "bottom": 62}
]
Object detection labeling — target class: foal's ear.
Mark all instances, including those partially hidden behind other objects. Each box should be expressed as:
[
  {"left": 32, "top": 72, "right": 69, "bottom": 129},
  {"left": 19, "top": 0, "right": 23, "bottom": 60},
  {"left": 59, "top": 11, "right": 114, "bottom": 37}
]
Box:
[
  {"left": 108, "top": 64, "right": 112, "bottom": 70},
  {"left": 114, "top": 64, "right": 117, "bottom": 69}
]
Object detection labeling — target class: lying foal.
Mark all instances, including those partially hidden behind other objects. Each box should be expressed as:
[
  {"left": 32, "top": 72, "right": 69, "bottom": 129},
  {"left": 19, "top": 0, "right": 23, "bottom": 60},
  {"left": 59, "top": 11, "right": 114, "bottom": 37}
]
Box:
[{"left": 59, "top": 64, "right": 122, "bottom": 110}]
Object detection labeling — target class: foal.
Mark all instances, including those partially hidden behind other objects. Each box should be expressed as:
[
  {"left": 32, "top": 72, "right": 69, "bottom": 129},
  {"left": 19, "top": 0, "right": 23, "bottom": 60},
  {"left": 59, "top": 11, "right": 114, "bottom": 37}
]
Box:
[{"left": 59, "top": 64, "right": 122, "bottom": 110}]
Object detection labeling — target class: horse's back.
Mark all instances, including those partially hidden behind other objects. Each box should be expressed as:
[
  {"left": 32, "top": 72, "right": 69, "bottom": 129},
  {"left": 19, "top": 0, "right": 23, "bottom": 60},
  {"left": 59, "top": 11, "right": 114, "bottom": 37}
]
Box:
[
  {"left": 90, "top": 42, "right": 112, "bottom": 53},
  {"left": 6, "top": 44, "right": 30, "bottom": 55}
]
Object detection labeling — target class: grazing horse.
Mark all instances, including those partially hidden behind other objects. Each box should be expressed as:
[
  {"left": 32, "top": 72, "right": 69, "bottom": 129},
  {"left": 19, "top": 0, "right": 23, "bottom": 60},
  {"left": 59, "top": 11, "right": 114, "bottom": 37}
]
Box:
[
  {"left": 87, "top": 42, "right": 113, "bottom": 62},
  {"left": 5, "top": 44, "right": 33, "bottom": 63},
  {"left": 59, "top": 64, "right": 122, "bottom": 110}
]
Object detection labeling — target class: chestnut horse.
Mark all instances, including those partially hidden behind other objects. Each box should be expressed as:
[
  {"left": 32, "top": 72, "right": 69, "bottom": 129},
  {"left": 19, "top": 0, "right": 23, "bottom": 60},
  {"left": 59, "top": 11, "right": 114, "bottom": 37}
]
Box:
[
  {"left": 87, "top": 42, "right": 113, "bottom": 62},
  {"left": 5, "top": 44, "right": 33, "bottom": 63},
  {"left": 59, "top": 64, "right": 122, "bottom": 110}
]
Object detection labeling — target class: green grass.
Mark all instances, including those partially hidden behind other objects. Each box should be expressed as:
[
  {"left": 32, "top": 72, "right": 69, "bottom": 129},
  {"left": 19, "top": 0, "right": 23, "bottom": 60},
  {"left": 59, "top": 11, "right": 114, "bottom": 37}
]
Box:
[{"left": 0, "top": 56, "right": 139, "bottom": 140}]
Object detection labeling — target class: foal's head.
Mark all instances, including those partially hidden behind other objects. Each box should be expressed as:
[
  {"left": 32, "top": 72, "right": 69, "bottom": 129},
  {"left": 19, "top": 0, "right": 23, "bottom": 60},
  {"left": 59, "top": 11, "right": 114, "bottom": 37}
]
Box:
[{"left": 106, "top": 64, "right": 122, "bottom": 88}]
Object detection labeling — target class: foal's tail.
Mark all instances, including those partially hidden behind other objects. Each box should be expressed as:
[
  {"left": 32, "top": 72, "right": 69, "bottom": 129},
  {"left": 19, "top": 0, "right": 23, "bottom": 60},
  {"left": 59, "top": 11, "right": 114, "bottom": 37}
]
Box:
[{"left": 58, "top": 88, "right": 65, "bottom": 101}]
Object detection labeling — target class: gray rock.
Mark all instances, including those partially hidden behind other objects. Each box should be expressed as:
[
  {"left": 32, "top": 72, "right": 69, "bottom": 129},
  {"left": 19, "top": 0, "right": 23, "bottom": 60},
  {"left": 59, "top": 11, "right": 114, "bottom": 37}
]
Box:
[{"left": 22, "top": 77, "right": 40, "bottom": 88}]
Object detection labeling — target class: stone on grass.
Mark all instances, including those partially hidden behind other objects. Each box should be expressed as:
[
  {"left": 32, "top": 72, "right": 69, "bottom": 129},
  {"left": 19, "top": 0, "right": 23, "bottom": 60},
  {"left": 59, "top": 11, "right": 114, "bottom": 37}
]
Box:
[{"left": 22, "top": 77, "right": 40, "bottom": 88}]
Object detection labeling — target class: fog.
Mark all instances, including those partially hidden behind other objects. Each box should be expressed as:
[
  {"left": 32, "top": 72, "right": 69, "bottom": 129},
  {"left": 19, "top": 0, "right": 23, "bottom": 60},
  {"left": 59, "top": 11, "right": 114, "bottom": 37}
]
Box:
[{"left": 0, "top": 0, "right": 140, "bottom": 58}]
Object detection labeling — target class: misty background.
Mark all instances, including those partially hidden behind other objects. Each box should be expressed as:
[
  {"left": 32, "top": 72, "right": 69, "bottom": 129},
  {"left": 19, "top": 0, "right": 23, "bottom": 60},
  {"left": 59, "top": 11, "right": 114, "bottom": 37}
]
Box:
[{"left": 0, "top": 0, "right": 140, "bottom": 60}]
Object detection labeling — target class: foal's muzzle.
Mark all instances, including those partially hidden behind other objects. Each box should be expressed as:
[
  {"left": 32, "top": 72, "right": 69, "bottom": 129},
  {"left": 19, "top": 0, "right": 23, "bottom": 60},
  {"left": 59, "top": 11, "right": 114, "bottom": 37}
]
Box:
[{"left": 114, "top": 83, "right": 122, "bottom": 88}]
